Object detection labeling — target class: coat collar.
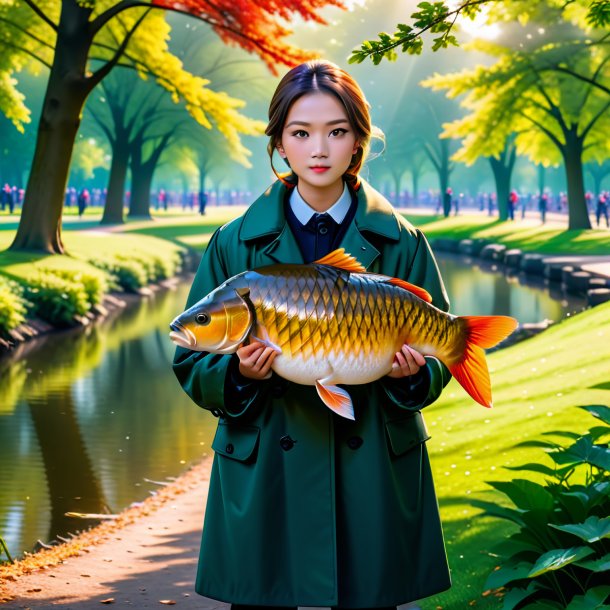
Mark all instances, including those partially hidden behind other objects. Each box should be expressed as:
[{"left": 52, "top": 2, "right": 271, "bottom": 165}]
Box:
[{"left": 239, "top": 179, "right": 401, "bottom": 269}]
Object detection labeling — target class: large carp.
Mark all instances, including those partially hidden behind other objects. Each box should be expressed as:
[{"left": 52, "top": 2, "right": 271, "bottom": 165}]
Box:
[{"left": 170, "top": 249, "right": 517, "bottom": 419}]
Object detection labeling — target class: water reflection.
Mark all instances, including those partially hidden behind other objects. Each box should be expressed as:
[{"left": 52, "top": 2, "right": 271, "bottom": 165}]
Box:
[
  {"left": 0, "top": 280, "right": 218, "bottom": 559},
  {"left": 437, "top": 254, "right": 587, "bottom": 322},
  {"left": 0, "top": 257, "right": 587, "bottom": 559}
]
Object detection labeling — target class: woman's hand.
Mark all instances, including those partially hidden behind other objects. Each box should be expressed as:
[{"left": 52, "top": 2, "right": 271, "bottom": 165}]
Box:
[
  {"left": 237, "top": 341, "right": 280, "bottom": 380},
  {"left": 386, "top": 344, "right": 426, "bottom": 379}
]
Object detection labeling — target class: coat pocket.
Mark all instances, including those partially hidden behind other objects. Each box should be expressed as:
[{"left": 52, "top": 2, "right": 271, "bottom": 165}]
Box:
[
  {"left": 211, "top": 422, "right": 261, "bottom": 462},
  {"left": 385, "top": 411, "right": 431, "bottom": 457}
]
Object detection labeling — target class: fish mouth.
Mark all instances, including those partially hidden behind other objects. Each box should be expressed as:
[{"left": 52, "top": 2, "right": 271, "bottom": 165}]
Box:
[{"left": 169, "top": 319, "right": 197, "bottom": 349}]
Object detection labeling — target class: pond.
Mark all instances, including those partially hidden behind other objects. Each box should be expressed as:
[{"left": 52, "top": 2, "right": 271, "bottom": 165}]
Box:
[{"left": 0, "top": 255, "right": 587, "bottom": 560}]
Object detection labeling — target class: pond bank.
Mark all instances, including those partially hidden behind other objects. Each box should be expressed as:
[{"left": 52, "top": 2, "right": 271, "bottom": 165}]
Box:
[{"left": 0, "top": 456, "right": 214, "bottom": 608}]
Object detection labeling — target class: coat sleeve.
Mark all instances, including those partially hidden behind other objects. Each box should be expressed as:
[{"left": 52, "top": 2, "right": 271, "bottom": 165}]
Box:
[
  {"left": 378, "top": 229, "right": 452, "bottom": 412},
  {"left": 172, "top": 228, "right": 271, "bottom": 421}
]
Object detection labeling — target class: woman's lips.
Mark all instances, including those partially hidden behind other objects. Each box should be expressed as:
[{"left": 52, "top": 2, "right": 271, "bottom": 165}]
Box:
[{"left": 311, "top": 167, "right": 330, "bottom": 173}]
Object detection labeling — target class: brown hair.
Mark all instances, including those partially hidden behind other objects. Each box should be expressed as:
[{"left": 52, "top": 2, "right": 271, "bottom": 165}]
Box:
[{"left": 265, "top": 60, "right": 373, "bottom": 190}]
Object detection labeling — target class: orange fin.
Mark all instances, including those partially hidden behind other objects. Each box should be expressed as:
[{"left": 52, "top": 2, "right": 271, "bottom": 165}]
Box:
[
  {"left": 314, "top": 248, "right": 367, "bottom": 273},
  {"left": 449, "top": 315, "right": 518, "bottom": 408},
  {"left": 315, "top": 380, "right": 355, "bottom": 420},
  {"left": 386, "top": 277, "right": 432, "bottom": 303},
  {"left": 448, "top": 344, "right": 493, "bottom": 408},
  {"left": 460, "top": 315, "right": 518, "bottom": 349}
]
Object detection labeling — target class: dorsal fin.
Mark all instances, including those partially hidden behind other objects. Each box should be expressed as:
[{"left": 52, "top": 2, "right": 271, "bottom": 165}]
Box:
[
  {"left": 386, "top": 277, "right": 433, "bottom": 303},
  {"left": 314, "top": 248, "right": 367, "bottom": 273}
]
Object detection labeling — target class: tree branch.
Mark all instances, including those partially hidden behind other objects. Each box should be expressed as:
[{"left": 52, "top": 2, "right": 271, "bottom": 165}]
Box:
[
  {"left": 0, "top": 17, "right": 55, "bottom": 50},
  {"left": 581, "top": 98, "right": 610, "bottom": 141},
  {"left": 0, "top": 40, "right": 52, "bottom": 70},
  {"left": 87, "top": 8, "right": 152, "bottom": 92},
  {"left": 518, "top": 110, "right": 564, "bottom": 151},
  {"left": 22, "top": 0, "right": 58, "bottom": 31}
]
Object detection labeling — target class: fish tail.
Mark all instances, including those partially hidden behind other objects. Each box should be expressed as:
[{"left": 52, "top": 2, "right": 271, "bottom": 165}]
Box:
[{"left": 448, "top": 316, "right": 518, "bottom": 408}]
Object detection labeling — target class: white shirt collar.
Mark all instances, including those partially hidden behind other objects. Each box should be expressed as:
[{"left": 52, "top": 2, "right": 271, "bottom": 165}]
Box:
[{"left": 289, "top": 182, "right": 351, "bottom": 225}]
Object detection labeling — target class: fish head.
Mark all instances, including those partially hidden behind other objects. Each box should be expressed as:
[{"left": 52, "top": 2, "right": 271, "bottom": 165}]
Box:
[{"left": 169, "top": 282, "right": 253, "bottom": 354}]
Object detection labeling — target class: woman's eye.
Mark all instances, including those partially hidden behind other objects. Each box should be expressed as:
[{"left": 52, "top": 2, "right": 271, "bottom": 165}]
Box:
[
  {"left": 292, "top": 130, "right": 308, "bottom": 138},
  {"left": 330, "top": 128, "right": 348, "bottom": 137}
]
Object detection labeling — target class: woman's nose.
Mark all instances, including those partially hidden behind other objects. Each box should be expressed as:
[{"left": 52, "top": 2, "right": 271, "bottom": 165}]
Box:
[{"left": 311, "top": 136, "right": 328, "bottom": 158}]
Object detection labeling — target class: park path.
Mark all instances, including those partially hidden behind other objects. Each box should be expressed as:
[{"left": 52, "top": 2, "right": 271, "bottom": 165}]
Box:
[{"left": 0, "top": 458, "right": 228, "bottom": 610}]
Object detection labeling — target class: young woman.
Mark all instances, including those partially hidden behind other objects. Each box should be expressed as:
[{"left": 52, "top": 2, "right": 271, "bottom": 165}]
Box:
[{"left": 173, "top": 59, "right": 452, "bottom": 610}]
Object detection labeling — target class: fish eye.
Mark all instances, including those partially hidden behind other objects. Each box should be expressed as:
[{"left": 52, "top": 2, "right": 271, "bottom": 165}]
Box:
[{"left": 196, "top": 312, "right": 210, "bottom": 325}]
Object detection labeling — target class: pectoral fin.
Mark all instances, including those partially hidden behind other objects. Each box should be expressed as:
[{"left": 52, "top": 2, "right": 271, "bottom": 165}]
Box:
[
  {"left": 315, "top": 380, "right": 355, "bottom": 420},
  {"left": 251, "top": 324, "right": 282, "bottom": 353}
]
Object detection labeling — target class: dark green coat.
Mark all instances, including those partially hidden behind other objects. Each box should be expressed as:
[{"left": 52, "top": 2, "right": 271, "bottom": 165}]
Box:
[{"left": 173, "top": 179, "right": 452, "bottom": 608}]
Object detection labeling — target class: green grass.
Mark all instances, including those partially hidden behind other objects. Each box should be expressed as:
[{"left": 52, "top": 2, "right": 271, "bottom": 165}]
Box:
[
  {"left": 406, "top": 214, "right": 610, "bottom": 255},
  {"left": 423, "top": 300, "right": 610, "bottom": 609}
]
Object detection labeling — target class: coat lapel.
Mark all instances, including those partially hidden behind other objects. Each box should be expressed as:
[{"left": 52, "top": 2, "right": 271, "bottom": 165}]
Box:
[{"left": 239, "top": 178, "right": 400, "bottom": 270}]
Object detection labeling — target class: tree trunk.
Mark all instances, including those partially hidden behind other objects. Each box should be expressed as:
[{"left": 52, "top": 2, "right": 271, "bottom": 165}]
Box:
[
  {"left": 129, "top": 163, "right": 154, "bottom": 218},
  {"left": 101, "top": 134, "right": 129, "bottom": 224},
  {"left": 438, "top": 140, "right": 451, "bottom": 217},
  {"left": 411, "top": 169, "right": 420, "bottom": 205},
  {"left": 8, "top": 1, "right": 92, "bottom": 254},
  {"left": 562, "top": 134, "right": 591, "bottom": 229},
  {"left": 489, "top": 158, "right": 511, "bottom": 221}
]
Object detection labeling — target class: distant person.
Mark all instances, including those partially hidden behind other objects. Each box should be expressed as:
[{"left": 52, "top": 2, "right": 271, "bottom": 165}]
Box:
[
  {"left": 77, "top": 188, "right": 90, "bottom": 217},
  {"left": 443, "top": 187, "right": 452, "bottom": 217},
  {"left": 1, "top": 184, "right": 13, "bottom": 212},
  {"left": 539, "top": 193, "right": 548, "bottom": 224},
  {"left": 198, "top": 190, "right": 208, "bottom": 215},
  {"left": 507, "top": 190, "right": 518, "bottom": 221},
  {"left": 596, "top": 192, "right": 609, "bottom": 228}
]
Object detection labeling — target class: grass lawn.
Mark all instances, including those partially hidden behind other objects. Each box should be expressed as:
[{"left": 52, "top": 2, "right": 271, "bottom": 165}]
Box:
[
  {"left": 407, "top": 214, "right": 610, "bottom": 256},
  {"left": 423, "top": 300, "right": 610, "bottom": 609}
]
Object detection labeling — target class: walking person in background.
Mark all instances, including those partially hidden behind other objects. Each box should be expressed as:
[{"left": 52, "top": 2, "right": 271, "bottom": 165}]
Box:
[
  {"left": 507, "top": 190, "right": 518, "bottom": 221},
  {"left": 596, "top": 192, "right": 609, "bottom": 228},
  {"left": 539, "top": 192, "right": 548, "bottom": 224},
  {"left": 172, "top": 59, "right": 453, "bottom": 610}
]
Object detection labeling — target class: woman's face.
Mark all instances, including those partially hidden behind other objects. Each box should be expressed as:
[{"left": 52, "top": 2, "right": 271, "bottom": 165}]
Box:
[{"left": 278, "top": 92, "right": 359, "bottom": 195}]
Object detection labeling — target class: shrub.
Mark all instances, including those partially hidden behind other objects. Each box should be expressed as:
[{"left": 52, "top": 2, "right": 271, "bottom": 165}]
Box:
[
  {"left": 0, "top": 276, "right": 28, "bottom": 337},
  {"left": 38, "top": 268, "right": 108, "bottom": 307},
  {"left": 473, "top": 405, "right": 610, "bottom": 609},
  {"left": 89, "top": 257, "right": 148, "bottom": 293},
  {"left": 23, "top": 271, "right": 90, "bottom": 327}
]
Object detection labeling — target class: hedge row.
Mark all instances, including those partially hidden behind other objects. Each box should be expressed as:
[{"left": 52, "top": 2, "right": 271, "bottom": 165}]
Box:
[{"left": 0, "top": 249, "right": 184, "bottom": 338}]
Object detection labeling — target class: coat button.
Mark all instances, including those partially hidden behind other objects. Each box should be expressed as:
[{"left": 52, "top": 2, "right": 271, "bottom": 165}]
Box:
[
  {"left": 225, "top": 443, "right": 234, "bottom": 454},
  {"left": 319, "top": 225, "right": 328, "bottom": 235},
  {"left": 279, "top": 435, "right": 296, "bottom": 451},
  {"left": 347, "top": 436, "right": 363, "bottom": 450}
]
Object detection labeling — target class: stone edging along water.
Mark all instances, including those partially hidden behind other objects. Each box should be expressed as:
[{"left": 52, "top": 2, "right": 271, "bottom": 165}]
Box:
[{"left": 431, "top": 237, "right": 610, "bottom": 309}]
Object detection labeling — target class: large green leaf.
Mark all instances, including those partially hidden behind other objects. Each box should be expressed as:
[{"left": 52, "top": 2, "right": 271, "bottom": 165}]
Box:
[
  {"left": 541, "top": 430, "right": 581, "bottom": 440},
  {"left": 487, "top": 480, "right": 555, "bottom": 513},
  {"left": 565, "top": 585, "right": 610, "bottom": 609},
  {"left": 469, "top": 499, "right": 526, "bottom": 526},
  {"left": 574, "top": 553, "right": 610, "bottom": 572},
  {"left": 484, "top": 562, "right": 533, "bottom": 589},
  {"left": 528, "top": 546, "right": 595, "bottom": 577},
  {"left": 515, "top": 439, "right": 562, "bottom": 450},
  {"left": 550, "top": 436, "right": 610, "bottom": 472},
  {"left": 556, "top": 491, "right": 589, "bottom": 522},
  {"left": 503, "top": 462, "right": 561, "bottom": 477},
  {"left": 589, "top": 426, "right": 610, "bottom": 442},
  {"left": 580, "top": 405, "right": 610, "bottom": 426},
  {"left": 501, "top": 582, "right": 541, "bottom": 610},
  {"left": 550, "top": 516, "right": 610, "bottom": 543}
]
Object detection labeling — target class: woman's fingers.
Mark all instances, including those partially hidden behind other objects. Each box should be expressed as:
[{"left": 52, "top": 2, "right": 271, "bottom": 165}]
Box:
[
  {"left": 402, "top": 344, "right": 426, "bottom": 367},
  {"left": 388, "top": 344, "right": 426, "bottom": 378},
  {"left": 238, "top": 344, "right": 279, "bottom": 379}
]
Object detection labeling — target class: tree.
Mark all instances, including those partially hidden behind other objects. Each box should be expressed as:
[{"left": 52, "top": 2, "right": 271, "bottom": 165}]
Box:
[
  {"left": 586, "top": 159, "right": 610, "bottom": 194},
  {"left": 0, "top": 0, "right": 343, "bottom": 254},
  {"left": 349, "top": 0, "right": 610, "bottom": 64},
  {"left": 422, "top": 29, "right": 610, "bottom": 229},
  {"left": 487, "top": 135, "right": 517, "bottom": 220}
]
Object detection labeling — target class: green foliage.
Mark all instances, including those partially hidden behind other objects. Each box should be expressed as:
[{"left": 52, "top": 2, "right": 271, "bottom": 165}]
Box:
[
  {"left": 473, "top": 405, "right": 610, "bottom": 608},
  {"left": 38, "top": 268, "right": 108, "bottom": 307},
  {"left": 0, "top": 275, "right": 28, "bottom": 338},
  {"left": 22, "top": 272, "right": 91, "bottom": 327},
  {"left": 87, "top": 249, "right": 182, "bottom": 292},
  {"left": 350, "top": 0, "right": 610, "bottom": 64}
]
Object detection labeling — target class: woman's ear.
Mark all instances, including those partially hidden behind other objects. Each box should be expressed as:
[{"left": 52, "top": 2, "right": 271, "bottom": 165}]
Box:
[
  {"left": 277, "top": 145, "right": 286, "bottom": 158},
  {"left": 352, "top": 141, "right": 360, "bottom": 155}
]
